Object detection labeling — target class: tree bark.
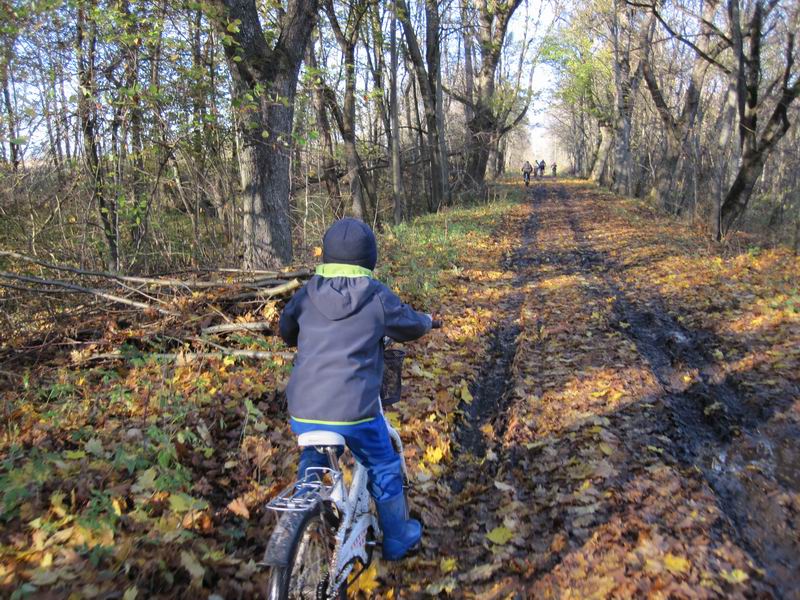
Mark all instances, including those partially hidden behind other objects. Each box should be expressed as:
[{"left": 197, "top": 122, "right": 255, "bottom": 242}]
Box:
[
  {"left": 389, "top": 0, "right": 406, "bottom": 224},
  {"left": 323, "top": 0, "right": 374, "bottom": 221},
  {"left": 1, "top": 41, "right": 19, "bottom": 172},
  {"left": 591, "top": 121, "right": 613, "bottom": 185},
  {"left": 427, "top": 0, "right": 450, "bottom": 205},
  {"left": 463, "top": 0, "right": 524, "bottom": 186},
  {"left": 717, "top": 11, "right": 799, "bottom": 236},
  {"left": 642, "top": 2, "right": 717, "bottom": 213},
  {"left": 396, "top": 0, "right": 448, "bottom": 211},
  {"left": 460, "top": 0, "right": 474, "bottom": 128},
  {"left": 610, "top": 1, "right": 640, "bottom": 197},
  {"left": 719, "top": 73, "right": 800, "bottom": 235},
  {"left": 211, "top": 0, "right": 318, "bottom": 268}
]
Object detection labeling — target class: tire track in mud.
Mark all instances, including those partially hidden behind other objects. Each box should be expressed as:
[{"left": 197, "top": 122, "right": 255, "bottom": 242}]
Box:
[
  {"left": 432, "top": 189, "right": 542, "bottom": 597},
  {"left": 453, "top": 190, "right": 540, "bottom": 463},
  {"left": 553, "top": 183, "right": 800, "bottom": 598}
]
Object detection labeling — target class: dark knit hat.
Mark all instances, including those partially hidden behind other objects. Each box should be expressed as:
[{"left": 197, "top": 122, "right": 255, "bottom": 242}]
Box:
[{"left": 322, "top": 218, "right": 378, "bottom": 270}]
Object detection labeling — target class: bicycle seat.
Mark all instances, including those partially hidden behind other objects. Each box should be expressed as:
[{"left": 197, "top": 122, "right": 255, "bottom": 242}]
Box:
[{"left": 297, "top": 431, "right": 346, "bottom": 447}]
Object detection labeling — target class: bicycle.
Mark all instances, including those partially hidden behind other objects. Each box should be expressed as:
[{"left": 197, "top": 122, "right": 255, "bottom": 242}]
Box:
[
  {"left": 262, "top": 321, "right": 441, "bottom": 599},
  {"left": 523, "top": 170, "right": 531, "bottom": 187}
]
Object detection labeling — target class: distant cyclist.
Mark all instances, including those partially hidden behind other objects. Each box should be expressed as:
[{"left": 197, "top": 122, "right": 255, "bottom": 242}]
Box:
[
  {"left": 551, "top": 163, "right": 557, "bottom": 178},
  {"left": 522, "top": 160, "right": 533, "bottom": 186},
  {"left": 539, "top": 160, "right": 546, "bottom": 178}
]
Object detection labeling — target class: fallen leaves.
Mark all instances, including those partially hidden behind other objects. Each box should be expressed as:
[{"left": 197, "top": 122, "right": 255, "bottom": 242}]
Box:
[
  {"left": 663, "top": 553, "right": 691, "bottom": 575},
  {"left": 721, "top": 568, "right": 749, "bottom": 584},
  {"left": 3, "top": 180, "right": 796, "bottom": 598},
  {"left": 227, "top": 497, "right": 250, "bottom": 520},
  {"left": 180, "top": 550, "right": 205, "bottom": 583},
  {"left": 486, "top": 526, "right": 513, "bottom": 545}
]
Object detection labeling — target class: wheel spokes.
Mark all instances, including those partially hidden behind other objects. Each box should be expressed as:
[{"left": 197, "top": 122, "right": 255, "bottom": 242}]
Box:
[{"left": 287, "top": 515, "right": 335, "bottom": 599}]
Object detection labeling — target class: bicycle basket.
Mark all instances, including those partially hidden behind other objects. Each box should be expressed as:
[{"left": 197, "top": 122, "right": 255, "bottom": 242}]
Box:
[{"left": 381, "top": 349, "right": 407, "bottom": 406}]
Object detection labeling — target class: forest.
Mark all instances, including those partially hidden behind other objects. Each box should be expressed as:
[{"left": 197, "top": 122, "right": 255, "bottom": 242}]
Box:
[{"left": 1, "top": 0, "right": 799, "bottom": 597}]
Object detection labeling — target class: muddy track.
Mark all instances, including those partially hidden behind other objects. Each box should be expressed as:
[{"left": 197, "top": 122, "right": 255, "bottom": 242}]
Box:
[
  {"left": 452, "top": 191, "right": 538, "bottom": 478},
  {"left": 551, "top": 183, "right": 800, "bottom": 598}
]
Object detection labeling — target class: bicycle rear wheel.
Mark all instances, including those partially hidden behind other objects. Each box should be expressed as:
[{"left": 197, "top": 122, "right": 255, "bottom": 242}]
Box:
[{"left": 267, "top": 504, "right": 345, "bottom": 600}]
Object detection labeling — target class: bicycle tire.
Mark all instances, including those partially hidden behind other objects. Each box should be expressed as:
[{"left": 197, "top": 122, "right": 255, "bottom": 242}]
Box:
[{"left": 267, "top": 504, "right": 345, "bottom": 600}]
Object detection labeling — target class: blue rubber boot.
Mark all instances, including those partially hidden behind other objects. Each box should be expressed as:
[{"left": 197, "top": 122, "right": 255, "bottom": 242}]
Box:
[{"left": 377, "top": 493, "right": 422, "bottom": 560}]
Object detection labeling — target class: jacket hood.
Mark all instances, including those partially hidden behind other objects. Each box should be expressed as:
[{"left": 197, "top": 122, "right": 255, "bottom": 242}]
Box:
[{"left": 306, "top": 270, "right": 376, "bottom": 321}]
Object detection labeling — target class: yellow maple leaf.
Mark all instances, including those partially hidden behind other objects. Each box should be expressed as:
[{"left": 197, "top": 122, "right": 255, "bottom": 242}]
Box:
[
  {"left": 123, "top": 586, "right": 138, "bottom": 600},
  {"left": 664, "top": 553, "right": 690, "bottom": 574},
  {"left": 180, "top": 550, "right": 205, "bottom": 582},
  {"left": 385, "top": 411, "right": 401, "bottom": 428},
  {"left": 424, "top": 443, "right": 445, "bottom": 465},
  {"left": 440, "top": 557, "right": 457, "bottom": 573},
  {"left": 721, "top": 568, "right": 749, "bottom": 584},
  {"left": 349, "top": 560, "right": 380, "bottom": 594}
]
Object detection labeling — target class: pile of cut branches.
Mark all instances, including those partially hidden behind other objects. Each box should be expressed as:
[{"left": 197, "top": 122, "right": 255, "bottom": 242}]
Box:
[{"left": 0, "top": 250, "right": 310, "bottom": 372}]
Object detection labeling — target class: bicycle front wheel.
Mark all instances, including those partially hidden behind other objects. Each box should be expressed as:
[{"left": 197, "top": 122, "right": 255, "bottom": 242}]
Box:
[{"left": 267, "top": 504, "right": 345, "bottom": 600}]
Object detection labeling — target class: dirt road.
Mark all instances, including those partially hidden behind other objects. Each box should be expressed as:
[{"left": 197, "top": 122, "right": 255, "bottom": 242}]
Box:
[{"left": 390, "top": 181, "right": 800, "bottom": 599}]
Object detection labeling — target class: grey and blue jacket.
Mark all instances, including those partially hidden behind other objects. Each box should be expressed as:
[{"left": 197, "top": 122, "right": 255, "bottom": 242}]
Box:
[{"left": 279, "top": 263, "right": 432, "bottom": 425}]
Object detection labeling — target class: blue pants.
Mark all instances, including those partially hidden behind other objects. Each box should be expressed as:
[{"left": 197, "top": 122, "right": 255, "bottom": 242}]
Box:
[{"left": 291, "top": 417, "right": 403, "bottom": 502}]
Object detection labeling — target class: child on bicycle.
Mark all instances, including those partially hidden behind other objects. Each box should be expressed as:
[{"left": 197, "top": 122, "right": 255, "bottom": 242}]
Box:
[
  {"left": 279, "top": 218, "right": 433, "bottom": 561},
  {"left": 522, "top": 160, "right": 533, "bottom": 185}
]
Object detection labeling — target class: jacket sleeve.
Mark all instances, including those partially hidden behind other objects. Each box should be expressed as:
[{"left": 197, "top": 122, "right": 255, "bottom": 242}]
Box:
[
  {"left": 377, "top": 284, "right": 433, "bottom": 342},
  {"left": 279, "top": 288, "right": 304, "bottom": 347}
]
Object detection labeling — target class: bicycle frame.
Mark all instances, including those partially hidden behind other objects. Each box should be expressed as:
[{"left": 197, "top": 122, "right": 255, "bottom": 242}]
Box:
[{"left": 266, "top": 414, "right": 406, "bottom": 597}]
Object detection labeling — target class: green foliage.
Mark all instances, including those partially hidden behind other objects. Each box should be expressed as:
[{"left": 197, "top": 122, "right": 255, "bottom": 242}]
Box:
[
  {"left": 541, "top": 16, "right": 613, "bottom": 120},
  {"left": 0, "top": 449, "right": 54, "bottom": 520}
]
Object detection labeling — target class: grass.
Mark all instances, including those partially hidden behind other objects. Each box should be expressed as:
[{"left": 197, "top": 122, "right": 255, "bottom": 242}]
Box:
[{"left": 378, "top": 184, "right": 526, "bottom": 304}]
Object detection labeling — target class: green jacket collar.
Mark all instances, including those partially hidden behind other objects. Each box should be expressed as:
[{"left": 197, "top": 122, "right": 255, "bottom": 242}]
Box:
[{"left": 315, "top": 263, "right": 373, "bottom": 278}]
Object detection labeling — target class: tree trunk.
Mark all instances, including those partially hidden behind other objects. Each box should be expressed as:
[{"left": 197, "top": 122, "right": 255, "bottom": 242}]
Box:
[
  {"left": 212, "top": 0, "right": 318, "bottom": 268},
  {"left": 718, "top": 88, "right": 797, "bottom": 237},
  {"left": 323, "top": 0, "right": 374, "bottom": 221},
  {"left": 390, "top": 0, "right": 406, "bottom": 224},
  {"left": 428, "top": 0, "right": 450, "bottom": 205},
  {"left": 717, "top": 9, "right": 799, "bottom": 238},
  {"left": 396, "top": 0, "right": 447, "bottom": 211},
  {"left": 591, "top": 122, "right": 613, "bottom": 185},
  {"left": 460, "top": 0, "right": 474, "bottom": 128},
  {"left": 341, "top": 44, "right": 367, "bottom": 220},
  {"left": 76, "top": 0, "right": 119, "bottom": 271},
  {"left": 0, "top": 50, "right": 19, "bottom": 172},
  {"left": 610, "top": 1, "right": 639, "bottom": 196},
  {"left": 462, "top": 0, "right": 523, "bottom": 186}
]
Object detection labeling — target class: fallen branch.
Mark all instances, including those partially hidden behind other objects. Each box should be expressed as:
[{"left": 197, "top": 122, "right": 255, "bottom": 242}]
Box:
[
  {"left": 228, "top": 279, "right": 302, "bottom": 302},
  {"left": 198, "top": 267, "right": 311, "bottom": 278},
  {"left": 201, "top": 322, "right": 273, "bottom": 335},
  {"left": 0, "top": 272, "right": 178, "bottom": 316},
  {"left": 79, "top": 349, "right": 295, "bottom": 364},
  {"left": 0, "top": 251, "right": 311, "bottom": 289}
]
